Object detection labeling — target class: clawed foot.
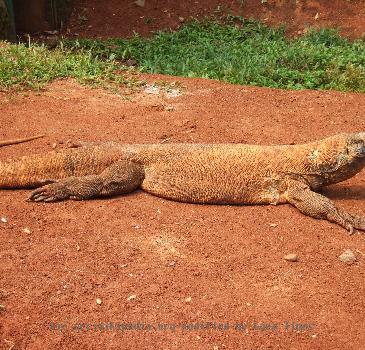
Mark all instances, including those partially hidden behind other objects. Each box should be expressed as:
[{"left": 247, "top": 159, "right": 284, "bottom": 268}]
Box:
[
  {"left": 331, "top": 210, "right": 365, "bottom": 235},
  {"left": 28, "top": 182, "right": 72, "bottom": 202}
]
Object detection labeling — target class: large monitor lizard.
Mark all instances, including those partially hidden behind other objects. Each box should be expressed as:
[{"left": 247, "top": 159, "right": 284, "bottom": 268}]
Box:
[{"left": 1, "top": 132, "right": 364, "bottom": 233}]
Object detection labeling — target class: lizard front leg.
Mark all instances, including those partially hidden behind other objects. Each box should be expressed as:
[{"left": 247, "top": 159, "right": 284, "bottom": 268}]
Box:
[
  {"left": 285, "top": 180, "right": 365, "bottom": 234},
  {"left": 29, "top": 160, "right": 144, "bottom": 202}
]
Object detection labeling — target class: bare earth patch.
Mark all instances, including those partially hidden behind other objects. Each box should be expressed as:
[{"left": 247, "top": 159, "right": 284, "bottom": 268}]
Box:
[
  {"left": 67, "top": 0, "right": 365, "bottom": 39},
  {"left": 1, "top": 76, "right": 365, "bottom": 349}
]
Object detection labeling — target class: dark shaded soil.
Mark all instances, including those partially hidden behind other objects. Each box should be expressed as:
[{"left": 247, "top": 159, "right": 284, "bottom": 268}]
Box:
[{"left": 66, "top": 0, "right": 365, "bottom": 39}]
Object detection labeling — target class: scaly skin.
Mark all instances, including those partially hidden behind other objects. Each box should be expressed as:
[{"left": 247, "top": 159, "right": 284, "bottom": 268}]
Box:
[{"left": 1, "top": 133, "right": 365, "bottom": 233}]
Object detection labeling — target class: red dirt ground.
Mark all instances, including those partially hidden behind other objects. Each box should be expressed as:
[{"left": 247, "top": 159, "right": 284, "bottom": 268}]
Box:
[
  {"left": 1, "top": 1, "right": 365, "bottom": 349},
  {"left": 66, "top": 0, "right": 365, "bottom": 39},
  {"left": 1, "top": 76, "right": 365, "bottom": 349}
]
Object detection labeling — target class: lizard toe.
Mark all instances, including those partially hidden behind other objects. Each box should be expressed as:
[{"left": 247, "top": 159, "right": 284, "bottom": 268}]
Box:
[{"left": 29, "top": 183, "right": 70, "bottom": 202}]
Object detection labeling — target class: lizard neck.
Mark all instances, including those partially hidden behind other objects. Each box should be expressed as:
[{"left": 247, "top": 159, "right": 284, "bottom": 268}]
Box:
[{"left": 320, "top": 157, "right": 365, "bottom": 186}]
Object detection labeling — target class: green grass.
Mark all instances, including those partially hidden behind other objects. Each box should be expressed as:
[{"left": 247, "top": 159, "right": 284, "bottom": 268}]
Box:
[
  {"left": 0, "top": 41, "right": 134, "bottom": 91},
  {"left": 1, "top": 19, "right": 364, "bottom": 92},
  {"left": 64, "top": 18, "right": 365, "bottom": 92}
]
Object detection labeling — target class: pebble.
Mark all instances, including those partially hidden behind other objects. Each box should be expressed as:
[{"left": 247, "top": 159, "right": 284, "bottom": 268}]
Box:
[
  {"left": 1, "top": 217, "right": 8, "bottom": 223},
  {"left": 96, "top": 298, "right": 102, "bottom": 305},
  {"left": 127, "top": 294, "right": 137, "bottom": 301},
  {"left": 0, "top": 304, "right": 5, "bottom": 311},
  {"left": 284, "top": 253, "right": 298, "bottom": 262},
  {"left": 134, "top": 0, "right": 145, "bottom": 7},
  {"left": 23, "top": 228, "right": 31, "bottom": 234},
  {"left": 338, "top": 249, "right": 356, "bottom": 264},
  {"left": 185, "top": 296, "right": 192, "bottom": 303}
]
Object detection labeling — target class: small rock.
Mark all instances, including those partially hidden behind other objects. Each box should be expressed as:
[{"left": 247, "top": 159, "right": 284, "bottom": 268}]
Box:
[
  {"left": 269, "top": 223, "right": 277, "bottom": 228},
  {"left": 185, "top": 296, "right": 192, "bottom": 303},
  {"left": 52, "top": 143, "right": 57, "bottom": 149},
  {"left": 134, "top": 0, "right": 145, "bottom": 7},
  {"left": 96, "top": 298, "right": 102, "bottom": 305},
  {"left": 76, "top": 244, "right": 81, "bottom": 251},
  {"left": 0, "top": 304, "right": 5, "bottom": 311},
  {"left": 165, "top": 105, "right": 174, "bottom": 111},
  {"left": 127, "top": 294, "right": 137, "bottom": 301},
  {"left": 284, "top": 253, "right": 298, "bottom": 262},
  {"left": 120, "top": 264, "right": 128, "bottom": 268},
  {"left": 314, "top": 13, "right": 319, "bottom": 20},
  {"left": 1, "top": 217, "right": 8, "bottom": 223},
  {"left": 338, "top": 249, "right": 356, "bottom": 264},
  {"left": 179, "top": 17, "right": 185, "bottom": 22},
  {"left": 23, "top": 228, "right": 31, "bottom": 234}
]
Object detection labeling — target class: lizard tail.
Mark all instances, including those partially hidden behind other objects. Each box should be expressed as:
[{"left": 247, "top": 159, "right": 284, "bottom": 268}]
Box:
[
  {"left": 0, "top": 135, "right": 45, "bottom": 147},
  {"left": 0, "top": 146, "right": 122, "bottom": 188}
]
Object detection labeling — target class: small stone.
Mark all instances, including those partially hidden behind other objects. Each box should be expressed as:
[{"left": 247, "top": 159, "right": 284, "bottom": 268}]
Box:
[
  {"left": 0, "top": 304, "right": 5, "bottom": 311},
  {"left": 135, "top": 0, "right": 145, "bottom": 7},
  {"left": 76, "top": 244, "right": 81, "bottom": 251},
  {"left": 23, "top": 228, "right": 31, "bottom": 234},
  {"left": 165, "top": 106, "right": 174, "bottom": 111},
  {"left": 179, "top": 17, "right": 185, "bottom": 22},
  {"left": 284, "top": 253, "right": 298, "bottom": 262},
  {"left": 120, "top": 264, "right": 128, "bottom": 268},
  {"left": 314, "top": 13, "right": 319, "bottom": 20},
  {"left": 52, "top": 143, "right": 57, "bottom": 149},
  {"left": 1, "top": 217, "right": 8, "bottom": 223},
  {"left": 269, "top": 223, "right": 277, "bottom": 227},
  {"left": 338, "top": 249, "right": 356, "bottom": 264},
  {"left": 185, "top": 296, "right": 192, "bottom": 303},
  {"left": 127, "top": 294, "right": 137, "bottom": 301},
  {"left": 96, "top": 298, "right": 102, "bottom": 305}
]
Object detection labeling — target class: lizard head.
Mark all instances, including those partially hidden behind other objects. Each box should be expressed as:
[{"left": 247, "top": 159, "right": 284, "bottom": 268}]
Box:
[
  {"left": 307, "top": 132, "right": 365, "bottom": 186},
  {"left": 345, "top": 132, "right": 365, "bottom": 158}
]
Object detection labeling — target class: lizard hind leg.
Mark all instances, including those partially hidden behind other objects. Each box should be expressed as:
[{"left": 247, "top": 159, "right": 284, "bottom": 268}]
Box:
[
  {"left": 285, "top": 179, "right": 365, "bottom": 234},
  {"left": 29, "top": 160, "right": 145, "bottom": 202}
]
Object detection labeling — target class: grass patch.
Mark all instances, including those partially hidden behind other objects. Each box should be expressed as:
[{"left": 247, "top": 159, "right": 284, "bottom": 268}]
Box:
[
  {"left": 0, "top": 41, "right": 136, "bottom": 92},
  {"left": 64, "top": 18, "right": 365, "bottom": 92}
]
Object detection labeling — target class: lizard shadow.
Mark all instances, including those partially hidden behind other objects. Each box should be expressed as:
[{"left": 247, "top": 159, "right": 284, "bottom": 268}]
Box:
[{"left": 321, "top": 184, "right": 365, "bottom": 201}]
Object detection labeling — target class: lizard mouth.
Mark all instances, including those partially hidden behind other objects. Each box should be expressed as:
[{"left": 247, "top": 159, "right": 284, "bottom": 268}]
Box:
[{"left": 357, "top": 144, "right": 365, "bottom": 157}]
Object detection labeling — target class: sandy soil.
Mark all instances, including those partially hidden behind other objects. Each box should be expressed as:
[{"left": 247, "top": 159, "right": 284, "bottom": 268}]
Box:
[{"left": 0, "top": 76, "right": 365, "bottom": 349}]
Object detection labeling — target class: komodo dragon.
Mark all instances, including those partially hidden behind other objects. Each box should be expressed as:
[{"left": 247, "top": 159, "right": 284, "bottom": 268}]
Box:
[{"left": 1, "top": 132, "right": 364, "bottom": 233}]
